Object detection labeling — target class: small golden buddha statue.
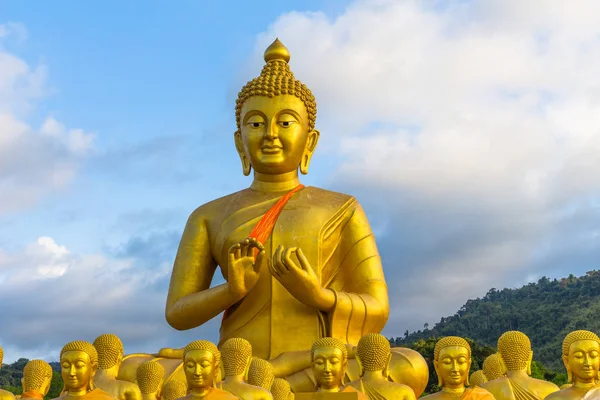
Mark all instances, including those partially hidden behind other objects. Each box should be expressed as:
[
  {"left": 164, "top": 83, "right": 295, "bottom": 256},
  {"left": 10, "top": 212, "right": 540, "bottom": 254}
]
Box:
[
  {"left": 248, "top": 358, "right": 275, "bottom": 391},
  {"left": 482, "top": 331, "right": 559, "bottom": 400},
  {"left": 53, "top": 340, "right": 115, "bottom": 400},
  {"left": 161, "top": 380, "right": 188, "bottom": 400},
  {"left": 482, "top": 353, "right": 505, "bottom": 382},
  {"left": 345, "top": 334, "right": 415, "bottom": 400},
  {"left": 180, "top": 340, "right": 237, "bottom": 400},
  {"left": 270, "top": 379, "right": 293, "bottom": 400},
  {"left": 545, "top": 330, "right": 600, "bottom": 400},
  {"left": 20, "top": 360, "right": 54, "bottom": 400},
  {"left": 0, "top": 346, "right": 17, "bottom": 400},
  {"left": 162, "top": 38, "right": 393, "bottom": 392},
  {"left": 470, "top": 371, "right": 488, "bottom": 388},
  {"left": 136, "top": 361, "right": 164, "bottom": 400},
  {"left": 93, "top": 334, "right": 142, "bottom": 400},
  {"left": 421, "top": 337, "right": 493, "bottom": 400},
  {"left": 306, "top": 338, "right": 366, "bottom": 399},
  {"left": 220, "top": 338, "right": 272, "bottom": 399}
]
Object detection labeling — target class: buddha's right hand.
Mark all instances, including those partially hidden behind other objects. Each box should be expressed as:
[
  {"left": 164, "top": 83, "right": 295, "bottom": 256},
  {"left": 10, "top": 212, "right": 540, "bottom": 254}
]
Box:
[{"left": 227, "top": 237, "right": 265, "bottom": 300}]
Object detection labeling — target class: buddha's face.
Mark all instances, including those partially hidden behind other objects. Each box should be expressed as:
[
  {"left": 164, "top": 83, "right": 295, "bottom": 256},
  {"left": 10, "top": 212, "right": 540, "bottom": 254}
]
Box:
[
  {"left": 184, "top": 349, "right": 216, "bottom": 390},
  {"left": 565, "top": 340, "right": 600, "bottom": 383},
  {"left": 61, "top": 351, "right": 95, "bottom": 392},
  {"left": 435, "top": 346, "right": 471, "bottom": 389},
  {"left": 312, "top": 347, "right": 347, "bottom": 391},
  {"left": 239, "top": 94, "right": 317, "bottom": 175}
]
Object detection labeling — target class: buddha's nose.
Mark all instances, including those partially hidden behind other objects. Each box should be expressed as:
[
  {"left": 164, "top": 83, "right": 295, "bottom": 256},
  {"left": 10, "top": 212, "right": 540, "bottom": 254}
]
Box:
[{"left": 265, "top": 122, "right": 278, "bottom": 139}]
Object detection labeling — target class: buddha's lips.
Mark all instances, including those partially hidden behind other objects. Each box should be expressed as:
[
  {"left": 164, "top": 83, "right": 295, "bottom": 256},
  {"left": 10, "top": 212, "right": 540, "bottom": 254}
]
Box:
[{"left": 261, "top": 146, "right": 282, "bottom": 153}]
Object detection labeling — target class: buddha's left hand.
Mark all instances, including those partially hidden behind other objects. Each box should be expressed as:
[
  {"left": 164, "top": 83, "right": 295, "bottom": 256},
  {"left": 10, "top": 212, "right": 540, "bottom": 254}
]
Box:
[{"left": 270, "top": 245, "right": 335, "bottom": 312}]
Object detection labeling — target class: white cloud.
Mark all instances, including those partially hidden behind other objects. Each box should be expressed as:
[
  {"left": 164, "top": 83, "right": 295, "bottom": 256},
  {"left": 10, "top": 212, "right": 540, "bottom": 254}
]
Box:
[
  {"left": 250, "top": 0, "right": 600, "bottom": 332},
  {"left": 0, "top": 22, "right": 94, "bottom": 215}
]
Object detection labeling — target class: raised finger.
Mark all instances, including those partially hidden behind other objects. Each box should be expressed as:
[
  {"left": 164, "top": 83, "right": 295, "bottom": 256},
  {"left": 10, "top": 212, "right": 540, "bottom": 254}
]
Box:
[
  {"left": 229, "top": 243, "right": 242, "bottom": 259},
  {"left": 254, "top": 250, "right": 265, "bottom": 273},
  {"left": 283, "top": 247, "right": 299, "bottom": 271},
  {"left": 296, "top": 248, "right": 311, "bottom": 272}
]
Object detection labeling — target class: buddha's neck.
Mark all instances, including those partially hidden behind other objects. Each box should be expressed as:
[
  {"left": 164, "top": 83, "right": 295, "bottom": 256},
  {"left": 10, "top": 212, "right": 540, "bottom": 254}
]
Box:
[
  {"left": 250, "top": 171, "right": 301, "bottom": 192},
  {"left": 67, "top": 388, "right": 89, "bottom": 397},
  {"left": 573, "top": 380, "right": 597, "bottom": 389},
  {"left": 318, "top": 386, "right": 342, "bottom": 393},
  {"left": 507, "top": 370, "right": 529, "bottom": 379},
  {"left": 96, "top": 369, "right": 117, "bottom": 380},
  {"left": 361, "top": 370, "right": 384, "bottom": 381},
  {"left": 190, "top": 387, "right": 213, "bottom": 398},
  {"left": 442, "top": 386, "right": 466, "bottom": 396}
]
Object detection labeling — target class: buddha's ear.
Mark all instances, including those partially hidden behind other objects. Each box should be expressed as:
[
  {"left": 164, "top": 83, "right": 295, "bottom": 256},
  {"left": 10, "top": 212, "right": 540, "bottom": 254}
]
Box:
[
  {"left": 300, "top": 129, "right": 320, "bottom": 175},
  {"left": 356, "top": 353, "right": 364, "bottom": 378},
  {"left": 527, "top": 351, "right": 533, "bottom": 376},
  {"left": 234, "top": 130, "right": 251, "bottom": 176},
  {"left": 466, "top": 359, "right": 472, "bottom": 386},
  {"left": 562, "top": 355, "right": 572, "bottom": 383},
  {"left": 41, "top": 376, "right": 52, "bottom": 396},
  {"left": 497, "top": 353, "right": 507, "bottom": 375},
  {"left": 433, "top": 360, "right": 443, "bottom": 387},
  {"left": 382, "top": 353, "right": 392, "bottom": 380},
  {"left": 244, "top": 356, "right": 251, "bottom": 382}
]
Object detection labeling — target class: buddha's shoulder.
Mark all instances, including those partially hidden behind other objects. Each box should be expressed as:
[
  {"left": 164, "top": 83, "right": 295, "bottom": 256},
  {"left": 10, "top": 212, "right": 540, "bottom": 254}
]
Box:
[
  {"left": 208, "top": 388, "right": 239, "bottom": 400},
  {"left": 87, "top": 388, "right": 117, "bottom": 400},
  {"left": 481, "top": 377, "right": 509, "bottom": 392},
  {"left": 0, "top": 389, "right": 16, "bottom": 400},
  {"left": 470, "top": 386, "right": 495, "bottom": 400},
  {"left": 530, "top": 377, "right": 560, "bottom": 390}
]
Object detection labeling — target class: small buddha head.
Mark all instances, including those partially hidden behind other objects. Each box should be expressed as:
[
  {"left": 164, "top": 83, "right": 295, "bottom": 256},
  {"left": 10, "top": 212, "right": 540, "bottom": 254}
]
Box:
[
  {"left": 248, "top": 357, "right": 275, "bottom": 390},
  {"left": 235, "top": 39, "right": 319, "bottom": 177},
  {"left": 161, "top": 380, "right": 188, "bottom": 400},
  {"left": 561, "top": 330, "right": 600, "bottom": 384},
  {"left": 433, "top": 336, "right": 472, "bottom": 389},
  {"left": 497, "top": 331, "right": 533, "bottom": 374},
  {"left": 220, "top": 338, "right": 252, "bottom": 381},
  {"left": 271, "top": 378, "right": 293, "bottom": 400},
  {"left": 469, "top": 370, "right": 487, "bottom": 387},
  {"left": 137, "top": 361, "right": 164, "bottom": 396},
  {"left": 482, "top": 353, "right": 506, "bottom": 381},
  {"left": 60, "top": 340, "right": 99, "bottom": 393},
  {"left": 356, "top": 333, "right": 392, "bottom": 379},
  {"left": 22, "top": 360, "right": 53, "bottom": 396},
  {"left": 183, "top": 340, "right": 221, "bottom": 390},
  {"left": 310, "top": 337, "right": 348, "bottom": 391},
  {"left": 93, "top": 333, "right": 124, "bottom": 371}
]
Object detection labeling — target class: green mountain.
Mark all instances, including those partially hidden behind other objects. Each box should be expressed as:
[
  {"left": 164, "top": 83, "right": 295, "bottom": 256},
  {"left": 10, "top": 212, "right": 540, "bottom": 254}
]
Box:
[{"left": 391, "top": 270, "right": 600, "bottom": 371}]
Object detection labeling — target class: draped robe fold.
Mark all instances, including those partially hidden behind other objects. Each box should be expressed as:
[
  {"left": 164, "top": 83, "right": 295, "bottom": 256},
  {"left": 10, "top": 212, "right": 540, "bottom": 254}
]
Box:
[{"left": 210, "top": 186, "right": 388, "bottom": 360}]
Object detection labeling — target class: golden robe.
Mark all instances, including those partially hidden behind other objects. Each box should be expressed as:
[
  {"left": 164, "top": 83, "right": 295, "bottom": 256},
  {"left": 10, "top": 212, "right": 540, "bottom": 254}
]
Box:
[
  {"left": 421, "top": 387, "right": 495, "bottom": 400},
  {"left": 482, "top": 376, "right": 559, "bottom": 400},
  {"left": 53, "top": 389, "right": 115, "bottom": 400},
  {"left": 205, "top": 186, "right": 388, "bottom": 359},
  {"left": 0, "top": 389, "right": 16, "bottom": 400},
  {"left": 181, "top": 388, "right": 238, "bottom": 400}
]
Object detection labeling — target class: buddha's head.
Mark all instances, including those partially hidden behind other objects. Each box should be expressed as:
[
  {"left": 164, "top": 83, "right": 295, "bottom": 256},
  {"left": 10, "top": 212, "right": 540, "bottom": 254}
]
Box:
[
  {"left": 161, "top": 380, "right": 188, "bottom": 400},
  {"left": 310, "top": 337, "right": 348, "bottom": 392},
  {"left": 137, "top": 361, "right": 164, "bottom": 397},
  {"left": 482, "top": 353, "right": 506, "bottom": 381},
  {"left": 248, "top": 357, "right": 275, "bottom": 390},
  {"left": 356, "top": 333, "right": 392, "bottom": 379},
  {"left": 235, "top": 39, "right": 319, "bottom": 177},
  {"left": 22, "top": 360, "right": 53, "bottom": 396},
  {"left": 182, "top": 340, "right": 221, "bottom": 391},
  {"left": 93, "top": 333, "right": 124, "bottom": 371},
  {"left": 60, "top": 341, "right": 99, "bottom": 394},
  {"left": 433, "top": 337, "right": 472, "bottom": 389},
  {"left": 469, "top": 370, "right": 487, "bottom": 387},
  {"left": 497, "top": 331, "right": 533, "bottom": 374},
  {"left": 561, "top": 330, "right": 600, "bottom": 384},
  {"left": 220, "top": 338, "right": 252, "bottom": 380},
  {"left": 271, "top": 378, "right": 294, "bottom": 400}
]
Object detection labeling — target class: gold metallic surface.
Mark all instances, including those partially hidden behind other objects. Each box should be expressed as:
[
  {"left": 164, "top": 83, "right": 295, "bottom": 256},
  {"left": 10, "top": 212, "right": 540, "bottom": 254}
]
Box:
[
  {"left": 161, "top": 380, "right": 188, "bottom": 400},
  {"left": 345, "top": 334, "right": 416, "bottom": 400},
  {"left": 53, "top": 341, "right": 114, "bottom": 400},
  {"left": 483, "top": 353, "right": 506, "bottom": 381},
  {"left": 482, "top": 331, "right": 559, "bottom": 400},
  {"left": 180, "top": 341, "right": 236, "bottom": 400},
  {"left": 137, "top": 361, "right": 164, "bottom": 400},
  {"left": 545, "top": 331, "right": 600, "bottom": 400},
  {"left": 94, "top": 334, "right": 142, "bottom": 400},
  {"left": 469, "top": 371, "right": 488, "bottom": 388},
  {"left": 0, "top": 346, "right": 17, "bottom": 400},
  {"left": 220, "top": 338, "right": 273, "bottom": 399},
  {"left": 271, "top": 379, "right": 294, "bottom": 400},
  {"left": 21, "top": 360, "right": 53, "bottom": 399},
  {"left": 422, "top": 337, "right": 493, "bottom": 400},
  {"left": 248, "top": 358, "right": 275, "bottom": 391},
  {"left": 164, "top": 38, "right": 397, "bottom": 391}
]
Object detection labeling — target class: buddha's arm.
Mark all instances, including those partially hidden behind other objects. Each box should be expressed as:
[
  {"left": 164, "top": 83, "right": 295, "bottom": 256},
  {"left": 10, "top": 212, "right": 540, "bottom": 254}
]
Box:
[{"left": 165, "top": 210, "right": 240, "bottom": 330}]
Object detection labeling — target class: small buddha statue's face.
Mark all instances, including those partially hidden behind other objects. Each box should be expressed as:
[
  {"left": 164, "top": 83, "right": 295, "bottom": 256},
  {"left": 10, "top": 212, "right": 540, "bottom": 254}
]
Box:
[
  {"left": 184, "top": 349, "right": 217, "bottom": 390},
  {"left": 435, "top": 346, "right": 471, "bottom": 389},
  {"left": 312, "top": 346, "right": 347, "bottom": 391},
  {"left": 564, "top": 340, "right": 600, "bottom": 384},
  {"left": 61, "top": 351, "right": 96, "bottom": 392},
  {"left": 239, "top": 94, "right": 317, "bottom": 175}
]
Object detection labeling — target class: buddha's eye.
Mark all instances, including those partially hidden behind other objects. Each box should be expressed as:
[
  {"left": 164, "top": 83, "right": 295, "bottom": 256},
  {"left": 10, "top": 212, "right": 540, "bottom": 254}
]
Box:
[
  {"left": 590, "top": 351, "right": 599, "bottom": 358},
  {"left": 573, "top": 352, "right": 584, "bottom": 358},
  {"left": 62, "top": 362, "right": 70, "bottom": 369},
  {"left": 277, "top": 113, "right": 298, "bottom": 128},
  {"left": 278, "top": 120, "right": 295, "bottom": 128},
  {"left": 75, "top": 362, "right": 86, "bottom": 368},
  {"left": 186, "top": 362, "right": 195, "bottom": 368},
  {"left": 458, "top": 357, "right": 467, "bottom": 364},
  {"left": 442, "top": 359, "right": 452, "bottom": 365},
  {"left": 247, "top": 121, "right": 265, "bottom": 128}
]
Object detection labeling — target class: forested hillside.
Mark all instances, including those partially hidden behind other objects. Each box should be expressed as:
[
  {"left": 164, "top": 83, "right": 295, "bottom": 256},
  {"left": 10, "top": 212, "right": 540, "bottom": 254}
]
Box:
[{"left": 392, "top": 270, "right": 600, "bottom": 371}]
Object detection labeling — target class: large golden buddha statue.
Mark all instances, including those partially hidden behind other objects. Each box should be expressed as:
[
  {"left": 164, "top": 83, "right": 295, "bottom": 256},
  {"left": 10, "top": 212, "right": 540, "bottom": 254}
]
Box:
[
  {"left": 20, "top": 360, "right": 53, "bottom": 400},
  {"left": 164, "top": 38, "right": 389, "bottom": 382},
  {"left": 0, "top": 346, "right": 17, "bottom": 400},
  {"left": 53, "top": 341, "right": 115, "bottom": 400},
  {"left": 545, "top": 330, "right": 600, "bottom": 400},
  {"left": 483, "top": 354, "right": 506, "bottom": 382},
  {"left": 421, "top": 337, "right": 493, "bottom": 400},
  {"left": 481, "top": 331, "right": 559, "bottom": 400},
  {"left": 93, "top": 334, "right": 142, "bottom": 400}
]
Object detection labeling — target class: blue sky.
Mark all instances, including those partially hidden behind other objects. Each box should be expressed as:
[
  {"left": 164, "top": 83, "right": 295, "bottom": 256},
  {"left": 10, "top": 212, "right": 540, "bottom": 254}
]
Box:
[{"left": 1, "top": 0, "right": 600, "bottom": 363}]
